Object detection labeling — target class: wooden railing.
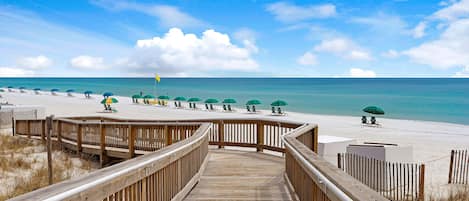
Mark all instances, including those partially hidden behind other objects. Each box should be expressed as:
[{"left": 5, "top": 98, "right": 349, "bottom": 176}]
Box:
[
  {"left": 448, "top": 149, "right": 469, "bottom": 184},
  {"left": 338, "top": 153, "right": 425, "bottom": 201},
  {"left": 13, "top": 116, "right": 393, "bottom": 201},
  {"left": 10, "top": 122, "right": 211, "bottom": 201},
  {"left": 62, "top": 116, "right": 302, "bottom": 153},
  {"left": 283, "top": 124, "right": 389, "bottom": 201}
]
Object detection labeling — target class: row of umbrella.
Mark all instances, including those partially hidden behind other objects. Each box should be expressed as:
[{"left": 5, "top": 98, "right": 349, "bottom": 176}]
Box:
[{"left": 131, "top": 94, "right": 288, "bottom": 107}]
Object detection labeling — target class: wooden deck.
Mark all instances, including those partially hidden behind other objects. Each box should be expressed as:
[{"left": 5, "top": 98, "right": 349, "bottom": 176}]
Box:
[{"left": 184, "top": 149, "right": 294, "bottom": 201}]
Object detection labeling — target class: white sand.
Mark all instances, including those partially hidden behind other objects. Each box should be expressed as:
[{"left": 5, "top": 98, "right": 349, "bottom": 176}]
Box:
[{"left": 2, "top": 89, "right": 469, "bottom": 196}]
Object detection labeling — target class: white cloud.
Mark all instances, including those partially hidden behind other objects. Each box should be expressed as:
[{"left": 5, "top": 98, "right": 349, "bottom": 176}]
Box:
[
  {"left": 349, "top": 68, "right": 376, "bottom": 78},
  {"left": 0, "top": 67, "right": 34, "bottom": 77},
  {"left": 233, "top": 28, "right": 259, "bottom": 53},
  {"left": 351, "top": 13, "right": 408, "bottom": 35},
  {"left": 313, "top": 38, "right": 372, "bottom": 61},
  {"left": 70, "top": 56, "right": 108, "bottom": 70},
  {"left": 403, "top": 18, "right": 469, "bottom": 70},
  {"left": 297, "top": 52, "right": 318, "bottom": 66},
  {"left": 91, "top": 0, "right": 204, "bottom": 28},
  {"left": 16, "top": 55, "right": 53, "bottom": 69},
  {"left": 413, "top": 22, "right": 427, "bottom": 38},
  {"left": 382, "top": 49, "right": 400, "bottom": 58},
  {"left": 120, "top": 28, "right": 259, "bottom": 75},
  {"left": 432, "top": 0, "right": 469, "bottom": 21},
  {"left": 266, "top": 2, "right": 336, "bottom": 23}
]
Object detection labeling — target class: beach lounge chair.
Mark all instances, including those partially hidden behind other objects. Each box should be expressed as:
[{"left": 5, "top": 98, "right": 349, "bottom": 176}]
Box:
[
  {"left": 362, "top": 116, "right": 367, "bottom": 124},
  {"left": 371, "top": 116, "right": 377, "bottom": 124},
  {"left": 223, "top": 104, "right": 227, "bottom": 111},
  {"left": 246, "top": 105, "right": 251, "bottom": 112},
  {"left": 228, "top": 105, "right": 232, "bottom": 111},
  {"left": 174, "top": 102, "right": 178, "bottom": 107},
  {"left": 178, "top": 102, "right": 182, "bottom": 108},
  {"left": 205, "top": 104, "right": 209, "bottom": 110},
  {"left": 272, "top": 107, "right": 276, "bottom": 114},
  {"left": 252, "top": 105, "right": 256, "bottom": 113},
  {"left": 210, "top": 104, "right": 214, "bottom": 110}
]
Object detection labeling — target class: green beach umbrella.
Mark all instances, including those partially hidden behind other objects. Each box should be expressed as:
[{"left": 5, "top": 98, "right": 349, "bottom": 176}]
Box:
[
  {"left": 222, "top": 98, "right": 237, "bottom": 104},
  {"left": 101, "top": 97, "right": 118, "bottom": 104},
  {"left": 143, "top": 94, "right": 155, "bottom": 99},
  {"left": 204, "top": 98, "right": 219, "bottom": 104},
  {"left": 271, "top": 100, "right": 288, "bottom": 107},
  {"left": 66, "top": 89, "right": 75, "bottom": 93},
  {"left": 158, "top": 95, "right": 170, "bottom": 100},
  {"left": 51, "top": 89, "right": 59, "bottom": 92},
  {"left": 132, "top": 94, "right": 143, "bottom": 99},
  {"left": 19, "top": 87, "right": 26, "bottom": 89},
  {"left": 174, "top": 96, "right": 186, "bottom": 101},
  {"left": 0, "top": 89, "right": 4, "bottom": 92},
  {"left": 84, "top": 90, "right": 93, "bottom": 94},
  {"left": 34, "top": 88, "right": 41, "bottom": 91},
  {"left": 7, "top": 86, "right": 13, "bottom": 89},
  {"left": 188, "top": 97, "right": 201, "bottom": 102},
  {"left": 246, "top": 99, "right": 261, "bottom": 105},
  {"left": 363, "top": 106, "right": 385, "bottom": 115}
]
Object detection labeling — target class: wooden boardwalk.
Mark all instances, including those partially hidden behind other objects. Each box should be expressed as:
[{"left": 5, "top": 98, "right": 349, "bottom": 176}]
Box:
[{"left": 184, "top": 149, "right": 294, "bottom": 201}]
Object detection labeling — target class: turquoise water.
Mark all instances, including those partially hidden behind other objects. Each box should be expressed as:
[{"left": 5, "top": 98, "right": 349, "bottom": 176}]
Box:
[{"left": 0, "top": 78, "right": 468, "bottom": 125}]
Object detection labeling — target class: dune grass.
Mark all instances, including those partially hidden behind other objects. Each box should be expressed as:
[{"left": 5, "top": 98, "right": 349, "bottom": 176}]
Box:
[
  {"left": 0, "top": 134, "right": 95, "bottom": 200},
  {"left": 428, "top": 187, "right": 469, "bottom": 201}
]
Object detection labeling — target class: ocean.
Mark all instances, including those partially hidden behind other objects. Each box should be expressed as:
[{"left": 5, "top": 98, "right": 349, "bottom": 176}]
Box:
[{"left": 0, "top": 78, "right": 468, "bottom": 125}]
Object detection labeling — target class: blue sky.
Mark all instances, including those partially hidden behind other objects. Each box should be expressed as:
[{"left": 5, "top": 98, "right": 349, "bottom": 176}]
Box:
[{"left": 1, "top": 0, "right": 469, "bottom": 77}]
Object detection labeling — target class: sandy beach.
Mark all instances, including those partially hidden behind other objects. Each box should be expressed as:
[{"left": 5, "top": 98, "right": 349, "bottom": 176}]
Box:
[{"left": 2, "top": 89, "right": 469, "bottom": 195}]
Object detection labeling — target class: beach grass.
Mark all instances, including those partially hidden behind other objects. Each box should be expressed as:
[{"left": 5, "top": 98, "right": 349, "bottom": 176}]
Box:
[
  {"left": 0, "top": 134, "right": 95, "bottom": 200},
  {"left": 429, "top": 186, "right": 469, "bottom": 201}
]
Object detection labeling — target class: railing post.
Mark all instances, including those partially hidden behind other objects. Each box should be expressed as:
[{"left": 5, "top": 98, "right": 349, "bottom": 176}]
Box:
[
  {"left": 256, "top": 121, "right": 264, "bottom": 152},
  {"left": 165, "top": 125, "right": 172, "bottom": 145},
  {"left": 418, "top": 164, "right": 425, "bottom": 201},
  {"left": 312, "top": 126, "right": 318, "bottom": 153},
  {"left": 27, "top": 120, "right": 31, "bottom": 138},
  {"left": 57, "top": 120, "right": 62, "bottom": 143},
  {"left": 448, "top": 150, "right": 454, "bottom": 184},
  {"left": 128, "top": 125, "right": 135, "bottom": 158},
  {"left": 100, "top": 122, "right": 106, "bottom": 167},
  {"left": 337, "top": 153, "right": 342, "bottom": 169},
  {"left": 41, "top": 120, "right": 46, "bottom": 141},
  {"left": 46, "top": 115, "right": 54, "bottom": 185},
  {"left": 11, "top": 116, "right": 15, "bottom": 136},
  {"left": 218, "top": 120, "right": 224, "bottom": 149},
  {"left": 77, "top": 124, "right": 82, "bottom": 154}
]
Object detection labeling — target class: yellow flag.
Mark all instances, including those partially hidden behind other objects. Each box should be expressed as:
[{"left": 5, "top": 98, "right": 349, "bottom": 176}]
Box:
[{"left": 155, "top": 74, "right": 160, "bottom": 83}]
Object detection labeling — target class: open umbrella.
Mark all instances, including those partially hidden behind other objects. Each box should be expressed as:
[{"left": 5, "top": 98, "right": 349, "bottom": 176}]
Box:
[
  {"left": 205, "top": 98, "right": 219, "bottom": 104},
  {"left": 222, "top": 98, "right": 237, "bottom": 104},
  {"left": 174, "top": 96, "right": 186, "bottom": 101},
  {"left": 34, "top": 88, "right": 41, "bottom": 91},
  {"left": 7, "top": 86, "right": 13, "bottom": 92},
  {"left": 51, "top": 89, "right": 59, "bottom": 92},
  {"left": 158, "top": 95, "right": 170, "bottom": 100},
  {"left": 66, "top": 89, "right": 75, "bottom": 93},
  {"left": 143, "top": 94, "right": 155, "bottom": 99},
  {"left": 19, "top": 87, "right": 26, "bottom": 93},
  {"left": 19, "top": 87, "right": 26, "bottom": 89},
  {"left": 188, "top": 97, "right": 201, "bottom": 102},
  {"left": 132, "top": 94, "right": 143, "bottom": 99},
  {"left": 246, "top": 99, "right": 261, "bottom": 105},
  {"left": 271, "top": 100, "right": 288, "bottom": 107},
  {"left": 101, "top": 97, "right": 118, "bottom": 104},
  {"left": 7, "top": 86, "right": 13, "bottom": 89},
  {"left": 103, "top": 92, "right": 113, "bottom": 97},
  {"left": 363, "top": 106, "right": 385, "bottom": 115},
  {"left": 84, "top": 90, "right": 93, "bottom": 98}
]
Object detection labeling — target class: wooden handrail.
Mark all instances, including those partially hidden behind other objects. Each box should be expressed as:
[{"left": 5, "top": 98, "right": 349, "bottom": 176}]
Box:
[
  {"left": 283, "top": 124, "right": 389, "bottom": 201},
  {"left": 9, "top": 123, "right": 211, "bottom": 201}
]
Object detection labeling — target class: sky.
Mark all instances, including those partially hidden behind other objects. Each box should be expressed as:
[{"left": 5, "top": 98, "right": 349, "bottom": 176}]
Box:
[{"left": 0, "top": 0, "right": 469, "bottom": 78}]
